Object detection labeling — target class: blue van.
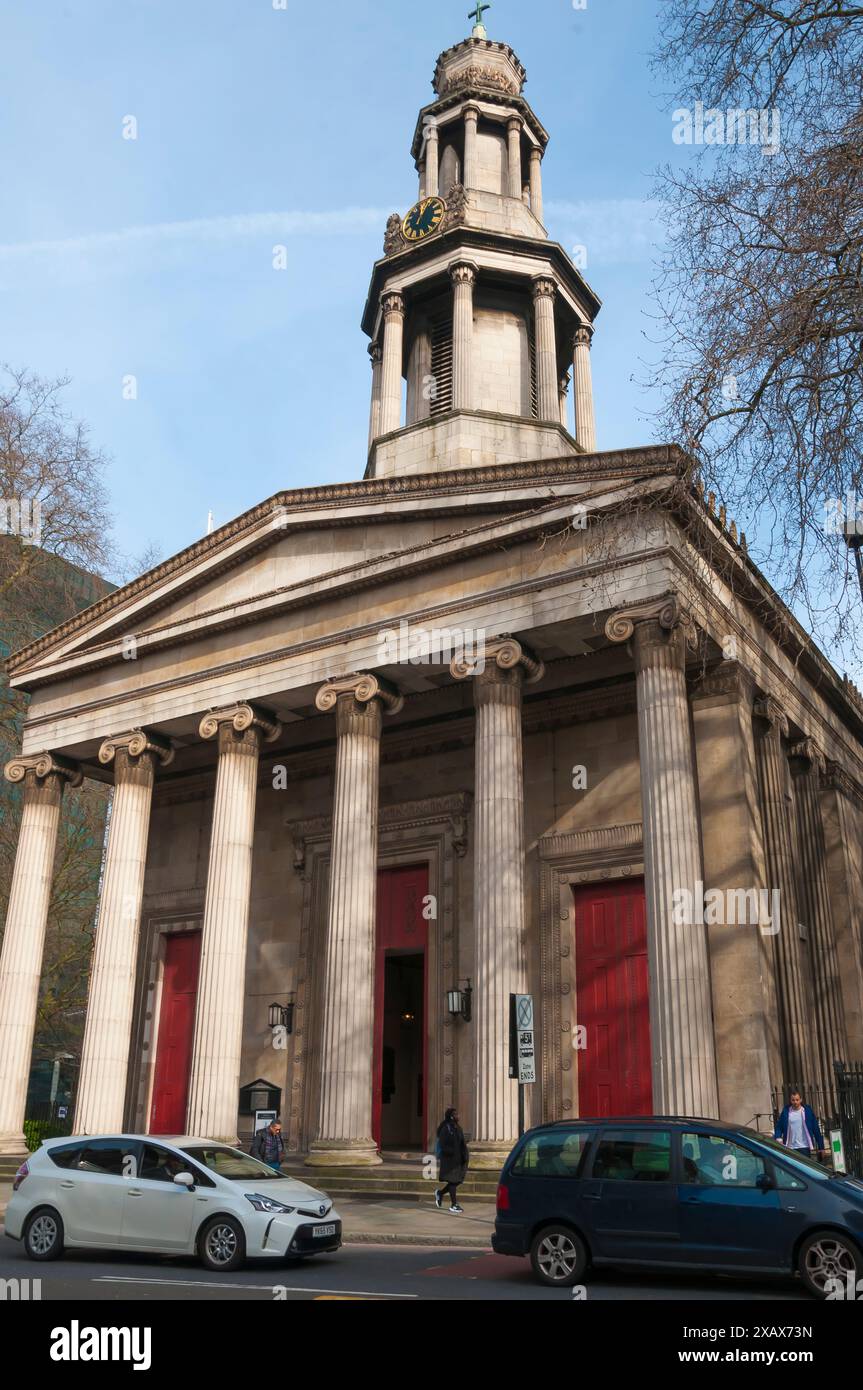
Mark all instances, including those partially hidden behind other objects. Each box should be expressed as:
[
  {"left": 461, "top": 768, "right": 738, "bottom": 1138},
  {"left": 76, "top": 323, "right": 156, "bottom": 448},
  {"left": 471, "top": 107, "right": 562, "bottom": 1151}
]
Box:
[{"left": 492, "top": 1117, "right": 863, "bottom": 1296}]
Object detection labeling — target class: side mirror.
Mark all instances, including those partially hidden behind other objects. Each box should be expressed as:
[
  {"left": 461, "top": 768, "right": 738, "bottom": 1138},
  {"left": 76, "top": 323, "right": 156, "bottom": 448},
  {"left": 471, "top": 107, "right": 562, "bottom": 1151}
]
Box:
[
  {"left": 756, "top": 1172, "right": 774, "bottom": 1192},
  {"left": 173, "top": 1171, "right": 196, "bottom": 1189}
]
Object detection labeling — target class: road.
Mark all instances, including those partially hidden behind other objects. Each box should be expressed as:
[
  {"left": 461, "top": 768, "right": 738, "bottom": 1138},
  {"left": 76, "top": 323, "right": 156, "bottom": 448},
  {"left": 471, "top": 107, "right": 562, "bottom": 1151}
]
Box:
[{"left": 0, "top": 1233, "right": 813, "bottom": 1301}]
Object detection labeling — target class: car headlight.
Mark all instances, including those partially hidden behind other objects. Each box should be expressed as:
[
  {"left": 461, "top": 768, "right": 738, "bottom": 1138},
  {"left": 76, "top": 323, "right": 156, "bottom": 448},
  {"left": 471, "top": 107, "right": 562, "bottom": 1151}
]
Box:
[{"left": 244, "top": 1193, "right": 296, "bottom": 1214}]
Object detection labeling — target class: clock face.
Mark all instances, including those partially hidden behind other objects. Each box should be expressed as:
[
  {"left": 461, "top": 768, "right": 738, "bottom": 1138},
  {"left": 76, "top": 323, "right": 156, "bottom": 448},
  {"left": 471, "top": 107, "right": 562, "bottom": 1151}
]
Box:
[{"left": 402, "top": 196, "right": 446, "bottom": 242}]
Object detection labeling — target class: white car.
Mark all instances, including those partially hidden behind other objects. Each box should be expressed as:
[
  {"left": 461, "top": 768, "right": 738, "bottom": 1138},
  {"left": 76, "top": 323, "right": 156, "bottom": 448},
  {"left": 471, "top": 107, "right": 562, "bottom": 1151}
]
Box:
[{"left": 5, "top": 1134, "right": 341, "bottom": 1273}]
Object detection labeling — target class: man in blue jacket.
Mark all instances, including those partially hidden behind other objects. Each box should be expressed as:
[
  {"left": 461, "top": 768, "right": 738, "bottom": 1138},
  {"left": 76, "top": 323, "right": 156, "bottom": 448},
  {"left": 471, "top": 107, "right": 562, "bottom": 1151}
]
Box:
[{"left": 774, "top": 1090, "right": 827, "bottom": 1160}]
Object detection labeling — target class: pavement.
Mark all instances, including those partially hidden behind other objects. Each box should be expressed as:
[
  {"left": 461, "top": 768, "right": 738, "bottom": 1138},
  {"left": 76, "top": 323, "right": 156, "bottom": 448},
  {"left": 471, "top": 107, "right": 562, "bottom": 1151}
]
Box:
[{"left": 0, "top": 1180, "right": 494, "bottom": 1249}]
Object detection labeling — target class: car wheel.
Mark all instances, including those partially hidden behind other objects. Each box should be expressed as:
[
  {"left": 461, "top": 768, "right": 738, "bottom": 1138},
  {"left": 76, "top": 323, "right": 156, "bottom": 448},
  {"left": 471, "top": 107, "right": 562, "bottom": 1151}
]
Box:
[
  {"left": 798, "top": 1229, "right": 863, "bottom": 1299},
  {"left": 529, "top": 1224, "right": 588, "bottom": 1288},
  {"left": 23, "top": 1207, "right": 65, "bottom": 1262},
  {"left": 198, "top": 1216, "right": 246, "bottom": 1273}
]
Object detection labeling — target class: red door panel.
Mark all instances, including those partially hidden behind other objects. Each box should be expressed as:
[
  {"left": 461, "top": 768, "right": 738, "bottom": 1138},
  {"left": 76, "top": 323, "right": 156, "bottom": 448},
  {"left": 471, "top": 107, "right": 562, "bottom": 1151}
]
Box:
[
  {"left": 573, "top": 880, "right": 651, "bottom": 1117},
  {"left": 372, "top": 865, "right": 429, "bottom": 1149},
  {"left": 149, "top": 931, "right": 201, "bottom": 1134}
]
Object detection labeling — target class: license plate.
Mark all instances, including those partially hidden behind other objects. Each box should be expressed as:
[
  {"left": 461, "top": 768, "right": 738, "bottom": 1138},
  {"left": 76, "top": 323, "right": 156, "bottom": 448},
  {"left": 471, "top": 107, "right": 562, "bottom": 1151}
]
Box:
[{"left": 313, "top": 1223, "right": 336, "bottom": 1238}]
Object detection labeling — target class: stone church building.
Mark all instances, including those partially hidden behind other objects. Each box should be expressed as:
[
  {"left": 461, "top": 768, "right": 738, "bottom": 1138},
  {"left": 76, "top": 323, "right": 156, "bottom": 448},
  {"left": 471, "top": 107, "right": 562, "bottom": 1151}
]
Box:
[{"left": 2, "top": 24, "right": 863, "bottom": 1169}]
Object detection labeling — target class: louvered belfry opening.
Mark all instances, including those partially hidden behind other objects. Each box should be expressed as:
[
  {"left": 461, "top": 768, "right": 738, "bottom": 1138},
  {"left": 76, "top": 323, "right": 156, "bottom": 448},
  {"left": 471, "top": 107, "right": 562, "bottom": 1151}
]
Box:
[
  {"left": 527, "top": 314, "right": 539, "bottom": 419},
  {"left": 429, "top": 311, "right": 453, "bottom": 416}
]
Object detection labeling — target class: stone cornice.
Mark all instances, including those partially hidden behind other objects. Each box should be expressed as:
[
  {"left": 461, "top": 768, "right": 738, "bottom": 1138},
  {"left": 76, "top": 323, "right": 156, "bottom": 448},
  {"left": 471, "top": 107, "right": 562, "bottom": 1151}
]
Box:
[{"left": 537, "top": 821, "right": 643, "bottom": 864}]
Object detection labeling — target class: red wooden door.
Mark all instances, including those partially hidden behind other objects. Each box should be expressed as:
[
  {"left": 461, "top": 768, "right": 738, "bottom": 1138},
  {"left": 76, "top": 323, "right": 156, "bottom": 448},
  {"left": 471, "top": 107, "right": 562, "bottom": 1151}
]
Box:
[
  {"left": 372, "top": 865, "right": 429, "bottom": 1149},
  {"left": 573, "top": 879, "right": 651, "bottom": 1117},
  {"left": 149, "top": 931, "right": 202, "bottom": 1134}
]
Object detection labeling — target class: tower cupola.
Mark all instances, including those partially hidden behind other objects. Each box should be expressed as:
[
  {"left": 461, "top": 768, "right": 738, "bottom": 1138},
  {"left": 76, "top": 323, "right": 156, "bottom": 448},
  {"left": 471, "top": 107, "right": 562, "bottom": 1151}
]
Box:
[{"left": 362, "top": 15, "right": 600, "bottom": 479}]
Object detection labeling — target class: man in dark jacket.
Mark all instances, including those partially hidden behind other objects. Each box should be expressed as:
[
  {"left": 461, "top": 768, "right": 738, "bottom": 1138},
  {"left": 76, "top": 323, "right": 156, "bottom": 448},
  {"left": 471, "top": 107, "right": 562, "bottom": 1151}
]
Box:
[
  {"left": 435, "top": 1107, "right": 469, "bottom": 1213},
  {"left": 774, "top": 1090, "right": 826, "bottom": 1159},
  {"left": 251, "top": 1118, "right": 285, "bottom": 1171}
]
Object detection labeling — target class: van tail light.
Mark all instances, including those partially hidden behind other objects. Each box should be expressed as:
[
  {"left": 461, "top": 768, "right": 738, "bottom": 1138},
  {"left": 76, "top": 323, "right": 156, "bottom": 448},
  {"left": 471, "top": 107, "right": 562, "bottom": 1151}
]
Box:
[
  {"left": 12, "top": 1161, "right": 29, "bottom": 1192},
  {"left": 496, "top": 1182, "right": 510, "bottom": 1213}
]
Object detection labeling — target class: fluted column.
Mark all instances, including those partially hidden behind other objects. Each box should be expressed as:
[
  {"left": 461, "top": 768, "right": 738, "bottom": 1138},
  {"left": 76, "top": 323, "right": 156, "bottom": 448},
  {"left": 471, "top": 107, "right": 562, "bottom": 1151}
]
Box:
[
  {"left": 606, "top": 597, "right": 719, "bottom": 1116},
  {"left": 753, "top": 699, "right": 815, "bottom": 1085},
  {"left": 0, "top": 753, "right": 81, "bottom": 1155},
  {"left": 463, "top": 105, "right": 479, "bottom": 189},
  {"left": 559, "top": 371, "right": 571, "bottom": 428},
  {"left": 367, "top": 341, "right": 383, "bottom": 448},
  {"left": 450, "top": 260, "right": 477, "bottom": 411},
  {"left": 572, "top": 325, "right": 597, "bottom": 452},
  {"left": 529, "top": 146, "right": 544, "bottom": 224},
  {"left": 789, "top": 738, "right": 847, "bottom": 1105},
  {"left": 186, "top": 703, "right": 280, "bottom": 1143},
  {"left": 378, "top": 291, "right": 405, "bottom": 436},
  {"left": 307, "top": 673, "right": 403, "bottom": 1167},
  {"left": 424, "top": 122, "right": 439, "bottom": 199},
  {"left": 532, "top": 276, "right": 559, "bottom": 422},
  {"left": 506, "top": 117, "right": 522, "bottom": 198},
  {"left": 75, "top": 730, "right": 173, "bottom": 1135},
  {"left": 451, "top": 637, "right": 544, "bottom": 1167}
]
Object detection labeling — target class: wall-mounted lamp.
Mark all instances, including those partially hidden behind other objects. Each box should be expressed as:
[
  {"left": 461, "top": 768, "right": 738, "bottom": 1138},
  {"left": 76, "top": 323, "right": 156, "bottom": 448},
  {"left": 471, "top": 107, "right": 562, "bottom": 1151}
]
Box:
[
  {"left": 446, "top": 979, "right": 472, "bottom": 1023},
  {"left": 268, "top": 997, "right": 295, "bottom": 1035}
]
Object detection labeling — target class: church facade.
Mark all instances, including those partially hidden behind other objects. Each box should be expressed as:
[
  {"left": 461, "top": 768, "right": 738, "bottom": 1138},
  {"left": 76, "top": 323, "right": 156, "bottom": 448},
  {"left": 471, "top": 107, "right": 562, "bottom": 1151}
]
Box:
[{"left": 2, "top": 25, "right": 863, "bottom": 1170}]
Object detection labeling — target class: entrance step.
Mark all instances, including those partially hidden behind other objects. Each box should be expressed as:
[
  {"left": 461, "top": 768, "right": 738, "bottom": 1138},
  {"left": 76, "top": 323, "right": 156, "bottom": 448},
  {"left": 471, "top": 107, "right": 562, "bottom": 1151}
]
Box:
[
  {"left": 0, "top": 1156, "right": 23, "bottom": 1180},
  {"left": 281, "top": 1157, "right": 500, "bottom": 1204}
]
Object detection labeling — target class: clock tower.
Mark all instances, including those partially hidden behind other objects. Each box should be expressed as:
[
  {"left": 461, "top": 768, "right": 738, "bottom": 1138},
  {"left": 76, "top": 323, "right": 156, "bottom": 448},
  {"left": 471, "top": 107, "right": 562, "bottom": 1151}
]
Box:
[{"left": 362, "top": 18, "right": 600, "bottom": 480}]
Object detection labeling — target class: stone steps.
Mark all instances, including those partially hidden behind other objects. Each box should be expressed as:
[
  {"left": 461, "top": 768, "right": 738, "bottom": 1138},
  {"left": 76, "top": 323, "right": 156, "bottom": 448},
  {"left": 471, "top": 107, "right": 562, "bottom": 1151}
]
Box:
[{"left": 281, "top": 1160, "right": 500, "bottom": 1204}]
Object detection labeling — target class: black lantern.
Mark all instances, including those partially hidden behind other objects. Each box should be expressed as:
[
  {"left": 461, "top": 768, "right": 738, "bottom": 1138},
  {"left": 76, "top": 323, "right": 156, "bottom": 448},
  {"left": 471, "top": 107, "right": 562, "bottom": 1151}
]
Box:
[
  {"left": 446, "top": 978, "right": 472, "bottom": 1023},
  {"left": 268, "top": 997, "right": 295, "bottom": 1035}
]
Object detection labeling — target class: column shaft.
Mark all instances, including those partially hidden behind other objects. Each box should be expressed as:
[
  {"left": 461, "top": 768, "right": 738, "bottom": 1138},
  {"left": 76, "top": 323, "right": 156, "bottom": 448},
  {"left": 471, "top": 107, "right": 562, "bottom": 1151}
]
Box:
[
  {"left": 532, "top": 278, "right": 559, "bottom": 422},
  {"left": 463, "top": 107, "right": 478, "bottom": 189},
  {"left": 753, "top": 704, "right": 816, "bottom": 1085},
  {"left": 506, "top": 118, "right": 522, "bottom": 198},
  {"left": 378, "top": 293, "right": 405, "bottom": 436},
  {"left": 367, "top": 342, "right": 383, "bottom": 448},
  {"left": 529, "top": 147, "right": 544, "bottom": 224},
  {"left": 186, "top": 707, "right": 277, "bottom": 1142},
  {"left": 572, "top": 326, "right": 597, "bottom": 452},
  {"left": 450, "top": 262, "right": 476, "bottom": 411},
  {"left": 425, "top": 126, "right": 439, "bottom": 198},
  {"left": 0, "top": 757, "right": 77, "bottom": 1155}
]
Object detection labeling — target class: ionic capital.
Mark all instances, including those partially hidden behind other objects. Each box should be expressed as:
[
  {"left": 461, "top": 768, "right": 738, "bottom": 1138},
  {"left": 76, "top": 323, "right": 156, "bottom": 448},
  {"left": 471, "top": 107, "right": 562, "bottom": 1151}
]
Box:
[
  {"left": 99, "top": 729, "right": 174, "bottom": 770},
  {"left": 753, "top": 696, "right": 789, "bottom": 738},
  {"left": 789, "top": 737, "right": 826, "bottom": 776},
  {"left": 4, "top": 751, "right": 82, "bottom": 790},
  {"left": 604, "top": 594, "right": 695, "bottom": 648},
  {"left": 315, "top": 672, "right": 404, "bottom": 716},
  {"left": 380, "top": 290, "right": 405, "bottom": 318},
  {"left": 531, "top": 275, "right": 556, "bottom": 302},
  {"left": 450, "top": 635, "right": 544, "bottom": 685},
  {"left": 199, "top": 703, "right": 281, "bottom": 745},
  {"left": 449, "top": 259, "right": 478, "bottom": 287}
]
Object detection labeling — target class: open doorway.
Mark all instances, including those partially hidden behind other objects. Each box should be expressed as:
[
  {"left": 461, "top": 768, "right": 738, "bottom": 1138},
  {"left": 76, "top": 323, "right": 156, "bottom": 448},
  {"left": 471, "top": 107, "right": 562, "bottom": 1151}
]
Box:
[{"left": 373, "top": 864, "right": 429, "bottom": 1151}]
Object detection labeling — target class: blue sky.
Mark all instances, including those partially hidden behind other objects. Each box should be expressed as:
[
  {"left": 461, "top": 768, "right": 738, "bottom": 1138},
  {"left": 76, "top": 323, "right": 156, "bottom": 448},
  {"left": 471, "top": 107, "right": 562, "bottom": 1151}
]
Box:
[{"left": 1, "top": 0, "right": 672, "bottom": 568}]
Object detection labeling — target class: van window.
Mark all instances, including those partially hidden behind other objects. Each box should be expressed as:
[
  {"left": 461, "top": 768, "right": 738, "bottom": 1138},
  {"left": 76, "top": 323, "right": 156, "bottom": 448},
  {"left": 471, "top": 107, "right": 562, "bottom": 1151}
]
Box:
[
  {"left": 681, "top": 1132, "right": 766, "bottom": 1187},
  {"left": 592, "top": 1130, "right": 672, "bottom": 1181},
  {"left": 512, "top": 1129, "right": 593, "bottom": 1178}
]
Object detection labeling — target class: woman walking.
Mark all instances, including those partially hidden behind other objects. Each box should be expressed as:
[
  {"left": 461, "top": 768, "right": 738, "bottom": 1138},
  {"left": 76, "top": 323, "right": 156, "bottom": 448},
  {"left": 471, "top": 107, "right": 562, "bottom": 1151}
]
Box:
[{"left": 435, "top": 1107, "right": 469, "bottom": 1214}]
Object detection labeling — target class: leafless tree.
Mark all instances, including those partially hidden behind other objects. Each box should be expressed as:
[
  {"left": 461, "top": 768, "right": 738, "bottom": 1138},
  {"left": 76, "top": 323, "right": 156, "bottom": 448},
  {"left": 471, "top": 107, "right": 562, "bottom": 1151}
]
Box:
[{"left": 649, "top": 2, "right": 863, "bottom": 656}]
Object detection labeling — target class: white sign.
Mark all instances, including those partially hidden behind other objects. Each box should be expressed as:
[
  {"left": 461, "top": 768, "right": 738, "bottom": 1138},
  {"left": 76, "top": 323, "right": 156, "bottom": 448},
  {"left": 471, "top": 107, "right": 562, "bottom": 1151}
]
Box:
[
  {"left": 830, "top": 1129, "right": 847, "bottom": 1174},
  {"left": 515, "top": 994, "right": 535, "bottom": 1084}
]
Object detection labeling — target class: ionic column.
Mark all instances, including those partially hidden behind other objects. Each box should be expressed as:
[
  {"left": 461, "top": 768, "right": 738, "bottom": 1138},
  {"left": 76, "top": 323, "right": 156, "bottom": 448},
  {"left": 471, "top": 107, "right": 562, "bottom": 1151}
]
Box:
[
  {"left": 451, "top": 637, "right": 544, "bottom": 1167},
  {"left": 820, "top": 761, "right": 863, "bottom": 1060},
  {"left": 450, "top": 260, "right": 477, "bottom": 411},
  {"left": 75, "top": 730, "right": 173, "bottom": 1135},
  {"left": 378, "top": 291, "right": 405, "bottom": 436},
  {"left": 0, "top": 753, "right": 81, "bottom": 1155},
  {"left": 506, "top": 116, "right": 522, "bottom": 198},
  {"left": 529, "top": 146, "right": 544, "bottom": 224},
  {"left": 186, "top": 703, "right": 281, "bottom": 1143},
  {"left": 572, "top": 325, "right": 597, "bottom": 452},
  {"left": 307, "top": 673, "right": 403, "bottom": 1167},
  {"left": 463, "top": 105, "right": 479, "bottom": 189},
  {"left": 532, "top": 276, "right": 559, "bottom": 422},
  {"left": 424, "top": 122, "right": 439, "bottom": 199},
  {"left": 753, "top": 699, "right": 815, "bottom": 1085},
  {"left": 606, "top": 598, "right": 719, "bottom": 1116},
  {"left": 789, "top": 738, "right": 847, "bottom": 1104},
  {"left": 367, "top": 341, "right": 383, "bottom": 448}
]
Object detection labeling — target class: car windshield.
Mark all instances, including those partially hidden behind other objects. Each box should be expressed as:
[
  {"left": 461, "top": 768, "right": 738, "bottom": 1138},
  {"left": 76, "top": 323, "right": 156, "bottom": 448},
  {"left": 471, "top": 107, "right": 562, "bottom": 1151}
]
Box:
[
  {"left": 180, "top": 1145, "right": 286, "bottom": 1180},
  {"left": 740, "top": 1129, "right": 831, "bottom": 1179}
]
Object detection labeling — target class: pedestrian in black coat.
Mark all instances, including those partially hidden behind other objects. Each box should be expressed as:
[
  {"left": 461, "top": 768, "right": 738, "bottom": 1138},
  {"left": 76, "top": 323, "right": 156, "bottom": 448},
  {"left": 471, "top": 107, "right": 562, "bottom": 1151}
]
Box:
[{"left": 435, "top": 1107, "right": 469, "bottom": 1213}]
